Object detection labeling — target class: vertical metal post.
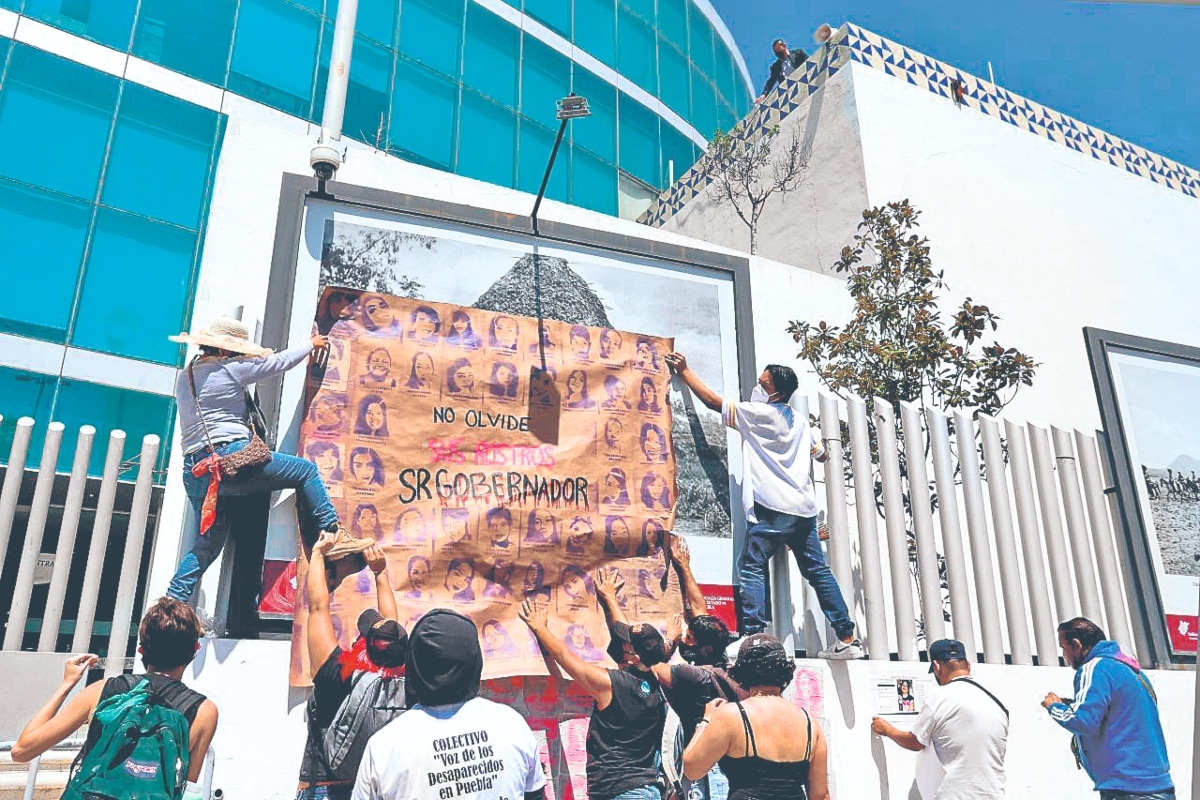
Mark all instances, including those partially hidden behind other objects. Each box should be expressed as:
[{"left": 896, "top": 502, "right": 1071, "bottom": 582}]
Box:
[
  {"left": 875, "top": 401, "right": 917, "bottom": 661},
  {"left": 105, "top": 435, "right": 160, "bottom": 678},
  {"left": 900, "top": 402, "right": 945, "bottom": 644},
  {"left": 1052, "top": 427, "right": 1103, "bottom": 622},
  {"left": 1028, "top": 424, "right": 1076, "bottom": 622},
  {"left": 318, "top": 0, "right": 358, "bottom": 145},
  {"left": 5, "top": 422, "right": 64, "bottom": 650},
  {"left": 21, "top": 755, "right": 40, "bottom": 800},
  {"left": 818, "top": 393, "right": 851, "bottom": 655},
  {"left": 978, "top": 415, "right": 1031, "bottom": 665},
  {"left": 1074, "top": 430, "right": 1133, "bottom": 651},
  {"left": 953, "top": 410, "right": 1004, "bottom": 664},
  {"left": 847, "top": 395, "right": 887, "bottom": 658},
  {"left": 40, "top": 426, "right": 96, "bottom": 652},
  {"left": 0, "top": 417, "right": 35, "bottom": 576},
  {"left": 73, "top": 431, "right": 126, "bottom": 654},
  {"left": 1004, "top": 420, "right": 1059, "bottom": 664},
  {"left": 926, "top": 408, "right": 976, "bottom": 658}
]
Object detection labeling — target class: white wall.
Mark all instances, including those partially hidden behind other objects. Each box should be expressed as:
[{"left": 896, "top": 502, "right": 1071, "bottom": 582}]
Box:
[
  {"left": 183, "top": 638, "right": 1196, "bottom": 799},
  {"left": 850, "top": 62, "right": 1200, "bottom": 433}
]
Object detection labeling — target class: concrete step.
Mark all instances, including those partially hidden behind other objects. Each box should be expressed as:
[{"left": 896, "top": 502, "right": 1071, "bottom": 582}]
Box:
[{"left": 0, "top": 749, "right": 76, "bottom": 800}]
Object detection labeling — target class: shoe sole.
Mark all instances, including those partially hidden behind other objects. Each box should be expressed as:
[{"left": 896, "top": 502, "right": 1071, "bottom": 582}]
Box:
[{"left": 326, "top": 539, "right": 373, "bottom": 560}]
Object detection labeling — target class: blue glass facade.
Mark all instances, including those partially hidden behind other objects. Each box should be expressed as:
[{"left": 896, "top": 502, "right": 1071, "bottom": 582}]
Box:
[
  {"left": 0, "top": 38, "right": 223, "bottom": 475},
  {"left": 0, "top": 0, "right": 752, "bottom": 215}
]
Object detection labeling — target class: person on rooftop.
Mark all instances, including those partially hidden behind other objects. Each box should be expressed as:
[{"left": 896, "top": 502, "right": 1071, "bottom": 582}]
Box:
[{"left": 756, "top": 39, "right": 808, "bottom": 103}]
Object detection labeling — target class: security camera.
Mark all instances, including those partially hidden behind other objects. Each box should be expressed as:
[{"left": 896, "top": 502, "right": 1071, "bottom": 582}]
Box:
[{"left": 310, "top": 143, "right": 341, "bottom": 181}]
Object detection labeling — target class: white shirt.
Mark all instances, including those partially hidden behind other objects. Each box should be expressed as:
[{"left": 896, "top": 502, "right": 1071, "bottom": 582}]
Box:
[
  {"left": 723, "top": 400, "right": 822, "bottom": 520},
  {"left": 909, "top": 677, "right": 1009, "bottom": 799},
  {"left": 352, "top": 696, "right": 546, "bottom": 800}
]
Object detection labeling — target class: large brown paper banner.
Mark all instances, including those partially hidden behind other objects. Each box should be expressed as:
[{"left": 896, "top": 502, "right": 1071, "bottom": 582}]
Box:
[{"left": 290, "top": 288, "right": 683, "bottom": 684}]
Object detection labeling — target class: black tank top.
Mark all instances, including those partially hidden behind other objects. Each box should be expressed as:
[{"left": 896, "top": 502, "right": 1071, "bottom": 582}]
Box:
[{"left": 718, "top": 701, "right": 811, "bottom": 800}]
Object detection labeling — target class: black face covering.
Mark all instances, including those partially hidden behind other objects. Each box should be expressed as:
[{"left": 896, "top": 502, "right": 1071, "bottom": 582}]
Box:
[
  {"left": 606, "top": 622, "right": 632, "bottom": 664},
  {"left": 404, "top": 609, "right": 483, "bottom": 708}
]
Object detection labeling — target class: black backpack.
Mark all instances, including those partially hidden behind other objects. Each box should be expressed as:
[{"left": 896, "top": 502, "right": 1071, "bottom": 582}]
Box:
[{"left": 321, "top": 672, "right": 407, "bottom": 780}]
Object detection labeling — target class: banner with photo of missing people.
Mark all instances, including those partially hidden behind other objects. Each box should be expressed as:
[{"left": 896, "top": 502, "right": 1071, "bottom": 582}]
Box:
[{"left": 289, "top": 287, "right": 684, "bottom": 683}]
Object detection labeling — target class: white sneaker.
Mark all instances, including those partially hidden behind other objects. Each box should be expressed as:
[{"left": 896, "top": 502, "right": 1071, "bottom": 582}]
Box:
[
  {"left": 193, "top": 606, "right": 219, "bottom": 639},
  {"left": 817, "top": 638, "right": 864, "bottom": 660}
]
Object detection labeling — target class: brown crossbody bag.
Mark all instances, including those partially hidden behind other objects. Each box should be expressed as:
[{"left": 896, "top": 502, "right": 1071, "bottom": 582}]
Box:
[{"left": 187, "top": 360, "right": 272, "bottom": 477}]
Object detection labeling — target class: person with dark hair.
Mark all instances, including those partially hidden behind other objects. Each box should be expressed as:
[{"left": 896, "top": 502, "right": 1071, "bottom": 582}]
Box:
[
  {"left": 637, "top": 519, "right": 665, "bottom": 557},
  {"left": 755, "top": 39, "right": 808, "bottom": 103},
  {"left": 600, "top": 329, "right": 623, "bottom": 359},
  {"left": 603, "top": 468, "right": 631, "bottom": 506},
  {"left": 404, "top": 556, "right": 432, "bottom": 601},
  {"left": 407, "top": 305, "right": 441, "bottom": 342},
  {"left": 873, "top": 639, "right": 1009, "bottom": 800},
  {"left": 352, "top": 503, "right": 383, "bottom": 542},
  {"left": 566, "top": 623, "right": 606, "bottom": 662},
  {"left": 444, "top": 558, "right": 476, "bottom": 602},
  {"left": 682, "top": 634, "right": 829, "bottom": 800},
  {"left": 352, "top": 610, "right": 545, "bottom": 800},
  {"left": 566, "top": 515, "right": 595, "bottom": 555},
  {"left": 1042, "top": 618, "right": 1173, "bottom": 799},
  {"left": 570, "top": 325, "right": 592, "bottom": 360},
  {"left": 634, "top": 337, "right": 662, "bottom": 371},
  {"left": 489, "top": 315, "right": 520, "bottom": 352},
  {"left": 526, "top": 508, "right": 560, "bottom": 544},
  {"left": 520, "top": 569, "right": 668, "bottom": 800},
  {"left": 359, "top": 347, "right": 397, "bottom": 389},
  {"left": 640, "top": 472, "right": 671, "bottom": 511},
  {"left": 349, "top": 447, "right": 385, "bottom": 487},
  {"left": 637, "top": 376, "right": 663, "bottom": 413},
  {"left": 446, "top": 310, "right": 482, "bottom": 349},
  {"left": 530, "top": 366, "right": 558, "bottom": 406},
  {"left": 360, "top": 294, "right": 401, "bottom": 336},
  {"left": 604, "top": 515, "right": 632, "bottom": 555},
  {"left": 394, "top": 508, "right": 427, "bottom": 544},
  {"left": 309, "top": 441, "right": 345, "bottom": 483},
  {"left": 486, "top": 507, "right": 515, "bottom": 549},
  {"left": 482, "top": 619, "right": 520, "bottom": 658},
  {"left": 440, "top": 507, "right": 472, "bottom": 546},
  {"left": 522, "top": 561, "right": 552, "bottom": 603},
  {"left": 353, "top": 394, "right": 390, "bottom": 437},
  {"left": 602, "top": 375, "right": 632, "bottom": 410},
  {"left": 483, "top": 559, "right": 515, "bottom": 599},
  {"left": 12, "top": 598, "right": 219, "bottom": 787},
  {"left": 446, "top": 357, "right": 477, "bottom": 396},
  {"left": 665, "top": 351, "right": 861, "bottom": 660},
  {"left": 406, "top": 352, "right": 436, "bottom": 391},
  {"left": 564, "top": 369, "right": 596, "bottom": 409},
  {"left": 640, "top": 422, "right": 669, "bottom": 463},
  {"left": 561, "top": 565, "right": 595, "bottom": 603},
  {"left": 490, "top": 361, "right": 520, "bottom": 399},
  {"left": 295, "top": 533, "right": 407, "bottom": 799}
]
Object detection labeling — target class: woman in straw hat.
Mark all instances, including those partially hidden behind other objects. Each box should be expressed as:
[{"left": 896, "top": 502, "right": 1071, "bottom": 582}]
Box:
[{"left": 166, "top": 317, "right": 371, "bottom": 605}]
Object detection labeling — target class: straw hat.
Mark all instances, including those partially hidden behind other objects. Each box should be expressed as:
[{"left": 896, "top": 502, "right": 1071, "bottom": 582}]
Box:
[{"left": 169, "top": 317, "right": 272, "bottom": 356}]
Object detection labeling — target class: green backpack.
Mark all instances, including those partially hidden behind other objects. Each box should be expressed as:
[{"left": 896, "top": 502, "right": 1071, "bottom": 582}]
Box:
[{"left": 63, "top": 677, "right": 191, "bottom": 800}]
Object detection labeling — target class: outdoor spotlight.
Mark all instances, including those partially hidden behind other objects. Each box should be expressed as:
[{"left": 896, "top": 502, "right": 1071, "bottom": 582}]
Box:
[{"left": 556, "top": 94, "right": 591, "bottom": 121}]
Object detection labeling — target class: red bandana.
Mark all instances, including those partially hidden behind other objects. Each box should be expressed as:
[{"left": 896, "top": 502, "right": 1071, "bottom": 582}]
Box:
[{"left": 338, "top": 637, "right": 406, "bottom": 682}]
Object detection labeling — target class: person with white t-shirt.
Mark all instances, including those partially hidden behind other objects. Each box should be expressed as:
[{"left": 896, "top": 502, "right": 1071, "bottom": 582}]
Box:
[
  {"left": 665, "top": 353, "right": 862, "bottom": 659},
  {"left": 871, "top": 639, "right": 1009, "bottom": 799},
  {"left": 352, "top": 609, "right": 546, "bottom": 800}
]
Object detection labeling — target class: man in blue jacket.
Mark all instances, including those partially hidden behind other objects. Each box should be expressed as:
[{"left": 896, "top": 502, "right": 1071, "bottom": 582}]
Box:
[{"left": 1042, "top": 617, "right": 1174, "bottom": 799}]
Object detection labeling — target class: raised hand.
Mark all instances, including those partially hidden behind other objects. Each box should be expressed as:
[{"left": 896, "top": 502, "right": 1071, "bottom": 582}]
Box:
[{"left": 63, "top": 653, "right": 97, "bottom": 685}]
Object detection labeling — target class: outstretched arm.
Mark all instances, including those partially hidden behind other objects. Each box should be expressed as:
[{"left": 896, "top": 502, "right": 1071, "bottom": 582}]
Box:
[
  {"left": 595, "top": 567, "right": 629, "bottom": 627},
  {"left": 306, "top": 532, "right": 340, "bottom": 670},
  {"left": 364, "top": 545, "right": 397, "bottom": 621},
  {"left": 519, "top": 600, "right": 614, "bottom": 708},
  {"left": 665, "top": 353, "right": 724, "bottom": 413},
  {"left": 670, "top": 535, "right": 707, "bottom": 619},
  {"left": 11, "top": 655, "right": 104, "bottom": 762},
  {"left": 871, "top": 717, "right": 924, "bottom": 751}
]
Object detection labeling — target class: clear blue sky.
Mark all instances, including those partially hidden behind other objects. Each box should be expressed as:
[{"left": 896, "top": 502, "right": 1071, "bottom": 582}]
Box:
[{"left": 710, "top": 1, "right": 1200, "bottom": 169}]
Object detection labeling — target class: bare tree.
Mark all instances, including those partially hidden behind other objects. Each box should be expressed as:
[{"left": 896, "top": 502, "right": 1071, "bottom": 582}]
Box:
[
  {"left": 320, "top": 229, "right": 432, "bottom": 297},
  {"left": 700, "top": 123, "right": 808, "bottom": 254}
]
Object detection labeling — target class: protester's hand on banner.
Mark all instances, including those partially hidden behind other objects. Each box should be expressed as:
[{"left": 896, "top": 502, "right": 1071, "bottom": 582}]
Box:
[
  {"left": 518, "top": 599, "right": 550, "bottom": 634},
  {"left": 310, "top": 334, "right": 329, "bottom": 369},
  {"left": 364, "top": 545, "right": 387, "bottom": 575},
  {"left": 666, "top": 613, "right": 684, "bottom": 645},
  {"left": 664, "top": 352, "right": 687, "bottom": 373},
  {"left": 670, "top": 533, "right": 691, "bottom": 568},
  {"left": 595, "top": 566, "right": 624, "bottom": 601}
]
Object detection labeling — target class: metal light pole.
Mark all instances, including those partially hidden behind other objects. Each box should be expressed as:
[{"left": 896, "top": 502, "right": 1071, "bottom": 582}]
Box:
[
  {"left": 310, "top": 0, "right": 359, "bottom": 181},
  {"left": 531, "top": 94, "right": 590, "bottom": 236}
]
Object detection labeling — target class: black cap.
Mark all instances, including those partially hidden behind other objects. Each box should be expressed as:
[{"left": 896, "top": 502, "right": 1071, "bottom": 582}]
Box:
[
  {"left": 629, "top": 623, "right": 668, "bottom": 666},
  {"left": 357, "top": 609, "right": 408, "bottom": 668},
  {"left": 928, "top": 638, "right": 967, "bottom": 671}
]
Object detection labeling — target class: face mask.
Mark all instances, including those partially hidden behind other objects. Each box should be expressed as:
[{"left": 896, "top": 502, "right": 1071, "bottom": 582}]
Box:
[{"left": 751, "top": 385, "right": 771, "bottom": 403}]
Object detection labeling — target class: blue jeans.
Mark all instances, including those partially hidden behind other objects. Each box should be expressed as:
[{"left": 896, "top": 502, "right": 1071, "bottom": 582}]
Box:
[
  {"left": 1099, "top": 792, "right": 1174, "bottom": 800},
  {"left": 737, "top": 503, "right": 855, "bottom": 640},
  {"left": 167, "top": 439, "right": 339, "bottom": 602},
  {"left": 606, "top": 786, "right": 660, "bottom": 800},
  {"left": 684, "top": 763, "right": 728, "bottom": 800}
]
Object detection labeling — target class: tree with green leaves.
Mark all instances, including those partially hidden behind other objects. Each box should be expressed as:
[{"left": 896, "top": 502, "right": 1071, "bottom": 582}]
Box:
[
  {"left": 320, "top": 229, "right": 432, "bottom": 298},
  {"left": 701, "top": 123, "right": 808, "bottom": 255}
]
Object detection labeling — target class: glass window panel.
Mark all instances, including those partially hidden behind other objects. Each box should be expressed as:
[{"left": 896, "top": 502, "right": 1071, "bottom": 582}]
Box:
[
  {"left": 517, "top": 117, "right": 566, "bottom": 201},
  {"left": 0, "top": 46, "right": 118, "bottom": 200},
  {"left": 569, "top": 68, "right": 614, "bottom": 161},
  {"left": 689, "top": 66, "right": 717, "bottom": 139},
  {"left": 712, "top": 40, "right": 737, "bottom": 108},
  {"left": 623, "top": 0, "right": 653, "bottom": 23},
  {"left": 519, "top": 35, "right": 570, "bottom": 129},
  {"left": 390, "top": 58, "right": 456, "bottom": 169},
  {"left": 102, "top": 85, "right": 219, "bottom": 229},
  {"left": 0, "top": 0, "right": 24, "bottom": 11},
  {"left": 54, "top": 379, "right": 175, "bottom": 475},
  {"left": 132, "top": 0, "right": 237, "bottom": 86},
  {"left": 523, "top": 0, "right": 569, "bottom": 38},
  {"left": 573, "top": 0, "right": 614, "bottom": 68},
  {"left": 715, "top": 100, "right": 736, "bottom": 135},
  {"left": 657, "top": 36, "right": 689, "bottom": 118},
  {"left": 616, "top": 4, "right": 655, "bottom": 96},
  {"left": 72, "top": 210, "right": 197, "bottom": 365},
  {"left": 228, "top": 0, "right": 320, "bottom": 118},
  {"left": 316, "top": 33, "right": 392, "bottom": 144},
  {"left": 399, "top": 0, "right": 463, "bottom": 80},
  {"left": 660, "top": 123, "right": 696, "bottom": 185},
  {"left": 687, "top": 7, "right": 714, "bottom": 76},
  {"left": 570, "top": 145, "right": 616, "bottom": 215},
  {"left": 463, "top": 3, "right": 518, "bottom": 107},
  {"left": 0, "top": 367, "right": 57, "bottom": 466},
  {"left": 0, "top": 182, "right": 90, "bottom": 342},
  {"left": 657, "top": 0, "right": 685, "bottom": 48},
  {"left": 355, "top": 0, "right": 399, "bottom": 48},
  {"left": 24, "top": 0, "right": 136, "bottom": 51},
  {"left": 617, "top": 93, "right": 659, "bottom": 187},
  {"left": 456, "top": 90, "right": 515, "bottom": 187}
]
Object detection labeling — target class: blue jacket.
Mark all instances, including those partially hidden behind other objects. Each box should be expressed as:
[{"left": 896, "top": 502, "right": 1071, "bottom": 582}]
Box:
[{"left": 1046, "top": 640, "right": 1172, "bottom": 792}]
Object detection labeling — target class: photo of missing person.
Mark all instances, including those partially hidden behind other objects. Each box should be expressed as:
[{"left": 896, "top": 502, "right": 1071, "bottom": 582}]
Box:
[
  {"left": 393, "top": 507, "right": 428, "bottom": 544},
  {"left": 348, "top": 446, "right": 385, "bottom": 488},
  {"left": 313, "top": 337, "right": 348, "bottom": 386},
  {"left": 636, "top": 567, "right": 665, "bottom": 599},
  {"left": 640, "top": 421, "right": 668, "bottom": 463},
  {"left": 307, "top": 441, "right": 344, "bottom": 483},
  {"left": 563, "top": 369, "right": 596, "bottom": 410},
  {"left": 522, "top": 561, "right": 552, "bottom": 603},
  {"left": 602, "top": 417, "right": 625, "bottom": 459},
  {"left": 604, "top": 515, "right": 631, "bottom": 556},
  {"left": 632, "top": 336, "right": 662, "bottom": 372},
  {"left": 601, "top": 467, "right": 630, "bottom": 506},
  {"left": 565, "top": 515, "right": 594, "bottom": 555},
  {"left": 529, "top": 366, "right": 558, "bottom": 406},
  {"left": 640, "top": 471, "right": 671, "bottom": 511},
  {"left": 565, "top": 623, "right": 605, "bottom": 662},
  {"left": 525, "top": 508, "right": 560, "bottom": 545},
  {"left": 308, "top": 393, "right": 348, "bottom": 437},
  {"left": 482, "top": 559, "right": 515, "bottom": 599},
  {"left": 360, "top": 293, "right": 402, "bottom": 337},
  {"left": 404, "top": 555, "right": 432, "bottom": 602},
  {"left": 359, "top": 347, "right": 398, "bottom": 389},
  {"left": 559, "top": 565, "right": 595, "bottom": 606},
  {"left": 599, "top": 329, "right": 623, "bottom": 360},
  {"left": 601, "top": 374, "right": 631, "bottom": 411},
  {"left": 636, "top": 519, "right": 665, "bottom": 558},
  {"left": 488, "top": 314, "right": 519, "bottom": 352},
  {"left": 446, "top": 309, "right": 483, "bottom": 349},
  {"left": 445, "top": 357, "right": 480, "bottom": 398},
  {"left": 440, "top": 507, "right": 472, "bottom": 547},
  {"left": 444, "top": 557, "right": 476, "bottom": 602},
  {"left": 408, "top": 304, "right": 441, "bottom": 343},
  {"left": 482, "top": 619, "right": 520, "bottom": 658},
  {"left": 489, "top": 361, "right": 520, "bottom": 400},
  {"left": 569, "top": 325, "right": 592, "bottom": 361},
  {"left": 897, "top": 680, "right": 916, "bottom": 713},
  {"left": 353, "top": 394, "right": 390, "bottom": 437},
  {"left": 637, "top": 376, "right": 663, "bottom": 413},
  {"left": 405, "top": 351, "right": 437, "bottom": 392},
  {"left": 484, "top": 507, "right": 516, "bottom": 551},
  {"left": 351, "top": 503, "right": 382, "bottom": 542}
]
